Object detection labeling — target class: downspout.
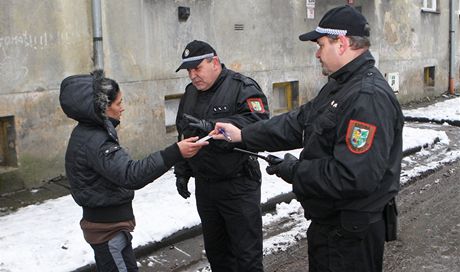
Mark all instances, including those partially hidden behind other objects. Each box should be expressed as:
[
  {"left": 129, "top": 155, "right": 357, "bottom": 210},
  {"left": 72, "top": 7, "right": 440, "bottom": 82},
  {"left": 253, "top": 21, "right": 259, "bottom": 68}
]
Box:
[
  {"left": 92, "top": 0, "right": 104, "bottom": 70},
  {"left": 449, "top": 0, "right": 457, "bottom": 95}
]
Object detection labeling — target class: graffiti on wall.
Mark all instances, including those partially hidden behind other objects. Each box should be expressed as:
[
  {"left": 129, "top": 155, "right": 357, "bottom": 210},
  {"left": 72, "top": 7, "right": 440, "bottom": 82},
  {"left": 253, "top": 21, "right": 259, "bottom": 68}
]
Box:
[
  {"left": 0, "top": 30, "right": 86, "bottom": 50},
  {"left": 0, "top": 30, "right": 89, "bottom": 86}
]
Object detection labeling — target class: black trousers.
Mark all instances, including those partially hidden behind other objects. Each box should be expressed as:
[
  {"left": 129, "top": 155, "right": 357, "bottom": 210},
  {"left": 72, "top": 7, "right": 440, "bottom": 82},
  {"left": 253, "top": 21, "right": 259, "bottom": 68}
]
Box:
[
  {"left": 307, "top": 219, "right": 385, "bottom": 272},
  {"left": 195, "top": 176, "right": 264, "bottom": 272},
  {"left": 90, "top": 231, "right": 138, "bottom": 272}
]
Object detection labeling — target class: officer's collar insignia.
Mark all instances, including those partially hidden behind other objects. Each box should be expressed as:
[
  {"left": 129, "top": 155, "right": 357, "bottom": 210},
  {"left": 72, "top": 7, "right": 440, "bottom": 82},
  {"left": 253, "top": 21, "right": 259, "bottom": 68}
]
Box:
[
  {"left": 246, "top": 98, "right": 265, "bottom": 113},
  {"left": 346, "top": 119, "right": 376, "bottom": 154},
  {"left": 330, "top": 100, "right": 338, "bottom": 108}
]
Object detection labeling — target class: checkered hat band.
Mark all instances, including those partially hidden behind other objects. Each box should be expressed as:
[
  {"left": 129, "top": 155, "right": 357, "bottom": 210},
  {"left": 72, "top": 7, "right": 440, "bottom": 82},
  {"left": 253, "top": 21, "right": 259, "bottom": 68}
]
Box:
[
  {"left": 182, "top": 53, "right": 214, "bottom": 63},
  {"left": 316, "top": 26, "right": 348, "bottom": 36}
]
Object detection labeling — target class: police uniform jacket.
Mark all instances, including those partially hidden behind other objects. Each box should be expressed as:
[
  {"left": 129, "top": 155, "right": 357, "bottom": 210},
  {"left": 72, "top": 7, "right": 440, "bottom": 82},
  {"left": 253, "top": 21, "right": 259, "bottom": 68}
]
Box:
[
  {"left": 60, "top": 74, "right": 182, "bottom": 223},
  {"left": 241, "top": 51, "right": 404, "bottom": 221},
  {"left": 175, "top": 65, "right": 269, "bottom": 180}
]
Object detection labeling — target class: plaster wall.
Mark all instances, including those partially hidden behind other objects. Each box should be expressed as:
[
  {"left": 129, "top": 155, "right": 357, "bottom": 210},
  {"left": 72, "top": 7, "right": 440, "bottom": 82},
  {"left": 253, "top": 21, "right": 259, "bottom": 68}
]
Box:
[{"left": 0, "top": 0, "right": 457, "bottom": 192}]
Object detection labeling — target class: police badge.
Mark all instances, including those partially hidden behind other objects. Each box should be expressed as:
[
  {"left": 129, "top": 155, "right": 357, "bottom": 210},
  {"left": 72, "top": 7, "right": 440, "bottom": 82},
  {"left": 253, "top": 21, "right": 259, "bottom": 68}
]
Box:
[
  {"left": 246, "top": 98, "right": 265, "bottom": 113},
  {"left": 346, "top": 119, "right": 376, "bottom": 154}
]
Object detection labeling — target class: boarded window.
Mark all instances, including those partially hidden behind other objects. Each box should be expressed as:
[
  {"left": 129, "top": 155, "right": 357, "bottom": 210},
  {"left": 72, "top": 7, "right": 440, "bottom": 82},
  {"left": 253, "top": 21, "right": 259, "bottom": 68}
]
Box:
[
  {"left": 0, "top": 116, "right": 18, "bottom": 168},
  {"left": 272, "top": 81, "right": 299, "bottom": 115},
  {"left": 164, "top": 94, "right": 182, "bottom": 134},
  {"left": 424, "top": 66, "right": 435, "bottom": 87}
]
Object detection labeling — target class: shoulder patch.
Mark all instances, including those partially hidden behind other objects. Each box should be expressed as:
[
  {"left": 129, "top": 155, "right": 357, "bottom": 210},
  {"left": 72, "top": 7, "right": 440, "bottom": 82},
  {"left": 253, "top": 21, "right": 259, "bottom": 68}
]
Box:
[
  {"left": 246, "top": 98, "right": 265, "bottom": 113},
  {"left": 346, "top": 120, "right": 376, "bottom": 154}
]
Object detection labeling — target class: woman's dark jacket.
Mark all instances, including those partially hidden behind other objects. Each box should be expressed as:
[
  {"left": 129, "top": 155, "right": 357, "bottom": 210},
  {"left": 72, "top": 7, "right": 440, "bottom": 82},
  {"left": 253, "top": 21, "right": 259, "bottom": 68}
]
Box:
[{"left": 60, "top": 74, "right": 182, "bottom": 223}]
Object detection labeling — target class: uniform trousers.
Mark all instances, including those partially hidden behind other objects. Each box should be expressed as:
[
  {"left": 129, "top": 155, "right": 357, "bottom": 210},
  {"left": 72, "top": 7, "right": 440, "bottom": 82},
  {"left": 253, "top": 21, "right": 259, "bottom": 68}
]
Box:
[
  {"left": 307, "top": 218, "right": 385, "bottom": 272},
  {"left": 90, "top": 231, "right": 138, "bottom": 272},
  {"left": 195, "top": 176, "right": 263, "bottom": 272}
]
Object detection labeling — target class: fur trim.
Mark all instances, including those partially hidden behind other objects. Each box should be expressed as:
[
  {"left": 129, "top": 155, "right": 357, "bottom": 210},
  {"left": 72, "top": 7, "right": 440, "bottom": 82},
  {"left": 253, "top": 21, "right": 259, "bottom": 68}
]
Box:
[{"left": 92, "top": 70, "right": 109, "bottom": 118}]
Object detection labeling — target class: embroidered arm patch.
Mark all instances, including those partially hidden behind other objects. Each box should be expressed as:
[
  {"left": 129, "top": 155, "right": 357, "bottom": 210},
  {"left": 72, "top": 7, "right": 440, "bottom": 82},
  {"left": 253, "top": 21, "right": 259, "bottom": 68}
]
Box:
[
  {"left": 246, "top": 98, "right": 265, "bottom": 113},
  {"left": 346, "top": 120, "right": 376, "bottom": 154}
]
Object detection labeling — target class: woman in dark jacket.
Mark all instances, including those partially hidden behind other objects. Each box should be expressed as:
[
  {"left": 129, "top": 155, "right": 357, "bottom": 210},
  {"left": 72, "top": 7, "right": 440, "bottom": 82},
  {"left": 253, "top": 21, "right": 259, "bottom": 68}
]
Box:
[{"left": 60, "top": 70, "right": 207, "bottom": 271}]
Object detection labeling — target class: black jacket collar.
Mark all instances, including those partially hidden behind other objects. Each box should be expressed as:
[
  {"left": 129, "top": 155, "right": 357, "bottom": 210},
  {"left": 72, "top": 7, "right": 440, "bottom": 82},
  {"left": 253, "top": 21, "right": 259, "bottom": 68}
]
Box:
[
  {"left": 329, "top": 50, "right": 375, "bottom": 85},
  {"left": 205, "top": 64, "right": 228, "bottom": 94}
]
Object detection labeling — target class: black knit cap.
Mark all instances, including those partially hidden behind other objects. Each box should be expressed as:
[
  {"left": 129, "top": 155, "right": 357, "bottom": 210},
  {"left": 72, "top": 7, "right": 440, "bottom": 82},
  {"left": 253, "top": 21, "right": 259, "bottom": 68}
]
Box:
[
  {"left": 299, "top": 5, "right": 369, "bottom": 42},
  {"left": 175, "top": 40, "right": 217, "bottom": 72}
]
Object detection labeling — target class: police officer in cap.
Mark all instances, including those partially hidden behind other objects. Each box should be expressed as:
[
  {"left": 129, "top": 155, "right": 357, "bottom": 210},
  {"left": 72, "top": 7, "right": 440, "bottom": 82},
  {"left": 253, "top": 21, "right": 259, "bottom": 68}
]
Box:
[
  {"left": 174, "top": 40, "right": 269, "bottom": 272},
  {"left": 212, "top": 5, "right": 404, "bottom": 272}
]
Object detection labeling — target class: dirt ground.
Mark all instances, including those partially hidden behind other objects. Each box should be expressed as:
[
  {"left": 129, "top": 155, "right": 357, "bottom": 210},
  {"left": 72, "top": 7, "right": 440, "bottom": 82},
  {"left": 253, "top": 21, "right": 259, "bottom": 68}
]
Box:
[{"left": 263, "top": 159, "right": 460, "bottom": 272}]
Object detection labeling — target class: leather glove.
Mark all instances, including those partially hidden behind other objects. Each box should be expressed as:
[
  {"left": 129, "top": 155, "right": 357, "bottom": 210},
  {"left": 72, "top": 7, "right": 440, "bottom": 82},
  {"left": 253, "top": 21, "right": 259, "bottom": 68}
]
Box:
[
  {"left": 176, "top": 177, "right": 191, "bottom": 199},
  {"left": 183, "top": 113, "right": 214, "bottom": 132},
  {"left": 266, "top": 153, "right": 299, "bottom": 184}
]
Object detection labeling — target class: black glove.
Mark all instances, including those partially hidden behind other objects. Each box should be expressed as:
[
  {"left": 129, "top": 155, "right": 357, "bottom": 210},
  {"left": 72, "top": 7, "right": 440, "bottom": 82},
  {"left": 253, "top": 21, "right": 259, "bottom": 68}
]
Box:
[
  {"left": 266, "top": 153, "right": 299, "bottom": 184},
  {"left": 183, "top": 113, "right": 214, "bottom": 132},
  {"left": 176, "top": 177, "right": 191, "bottom": 199}
]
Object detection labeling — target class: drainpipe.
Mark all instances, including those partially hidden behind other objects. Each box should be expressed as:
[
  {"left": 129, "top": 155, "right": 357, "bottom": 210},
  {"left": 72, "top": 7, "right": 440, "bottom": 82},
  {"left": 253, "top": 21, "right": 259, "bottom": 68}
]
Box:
[
  {"left": 92, "top": 0, "right": 104, "bottom": 70},
  {"left": 449, "top": 0, "right": 457, "bottom": 95}
]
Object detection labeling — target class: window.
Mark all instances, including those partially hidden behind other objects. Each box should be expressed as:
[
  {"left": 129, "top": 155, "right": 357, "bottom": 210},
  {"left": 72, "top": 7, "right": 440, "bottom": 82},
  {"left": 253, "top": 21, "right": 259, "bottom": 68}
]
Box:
[
  {"left": 0, "top": 116, "right": 18, "bottom": 169},
  {"left": 272, "top": 81, "right": 299, "bottom": 115},
  {"left": 422, "top": 0, "right": 438, "bottom": 12},
  {"left": 164, "top": 94, "right": 182, "bottom": 134},
  {"left": 424, "top": 66, "right": 435, "bottom": 87}
]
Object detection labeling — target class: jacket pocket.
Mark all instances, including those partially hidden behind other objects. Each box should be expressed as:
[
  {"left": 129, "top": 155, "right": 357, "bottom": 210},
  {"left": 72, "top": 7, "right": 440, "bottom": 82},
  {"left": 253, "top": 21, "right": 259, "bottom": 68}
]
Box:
[
  {"left": 312, "top": 109, "right": 337, "bottom": 135},
  {"left": 303, "top": 109, "right": 337, "bottom": 155},
  {"left": 337, "top": 210, "right": 371, "bottom": 240}
]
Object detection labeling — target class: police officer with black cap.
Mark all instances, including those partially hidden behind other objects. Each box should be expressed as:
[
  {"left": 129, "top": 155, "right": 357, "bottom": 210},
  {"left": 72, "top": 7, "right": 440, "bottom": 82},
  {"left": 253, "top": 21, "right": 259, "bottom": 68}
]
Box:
[
  {"left": 174, "top": 40, "right": 269, "bottom": 272},
  {"left": 212, "top": 5, "right": 404, "bottom": 272}
]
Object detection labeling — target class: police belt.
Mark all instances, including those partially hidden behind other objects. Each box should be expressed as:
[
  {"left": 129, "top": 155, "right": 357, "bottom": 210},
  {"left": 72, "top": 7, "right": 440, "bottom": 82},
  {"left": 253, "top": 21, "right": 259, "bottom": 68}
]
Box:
[
  {"left": 313, "top": 211, "right": 383, "bottom": 226},
  {"left": 195, "top": 172, "right": 246, "bottom": 183}
]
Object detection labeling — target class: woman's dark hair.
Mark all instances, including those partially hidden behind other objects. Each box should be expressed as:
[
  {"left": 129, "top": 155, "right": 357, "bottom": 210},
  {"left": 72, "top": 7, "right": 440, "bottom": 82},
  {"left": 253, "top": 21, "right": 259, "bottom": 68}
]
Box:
[{"left": 92, "top": 69, "right": 120, "bottom": 117}]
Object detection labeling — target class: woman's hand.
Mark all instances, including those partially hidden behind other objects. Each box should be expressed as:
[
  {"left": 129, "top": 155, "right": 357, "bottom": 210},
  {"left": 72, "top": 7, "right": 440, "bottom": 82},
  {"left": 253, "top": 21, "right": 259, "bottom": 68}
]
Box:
[{"left": 177, "top": 136, "right": 209, "bottom": 158}]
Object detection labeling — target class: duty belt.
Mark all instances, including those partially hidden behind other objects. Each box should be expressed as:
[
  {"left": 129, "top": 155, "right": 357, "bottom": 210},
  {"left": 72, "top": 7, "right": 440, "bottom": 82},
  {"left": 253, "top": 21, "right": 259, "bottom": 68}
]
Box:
[
  {"left": 313, "top": 211, "right": 383, "bottom": 226},
  {"left": 195, "top": 172, "right": 246, "bottom": 183}
]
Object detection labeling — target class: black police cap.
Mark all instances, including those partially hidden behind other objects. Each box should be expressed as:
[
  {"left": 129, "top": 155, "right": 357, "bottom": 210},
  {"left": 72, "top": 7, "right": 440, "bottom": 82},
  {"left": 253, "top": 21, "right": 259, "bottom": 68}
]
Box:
[
  {"left": 299, "top": 5, "right": 370, "bottom": 42},
  {"left": 175, "top": 40, "right": 217, "bottom": 72}
]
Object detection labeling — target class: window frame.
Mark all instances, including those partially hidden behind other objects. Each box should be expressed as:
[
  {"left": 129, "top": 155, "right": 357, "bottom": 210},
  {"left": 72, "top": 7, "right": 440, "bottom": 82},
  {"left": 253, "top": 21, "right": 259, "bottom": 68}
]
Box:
[
  {"left": 164, "top": 94, "right": 183, "bottom": 134},
  {"left": 421, "top": 0, "right": 438, "bottom": 13}
]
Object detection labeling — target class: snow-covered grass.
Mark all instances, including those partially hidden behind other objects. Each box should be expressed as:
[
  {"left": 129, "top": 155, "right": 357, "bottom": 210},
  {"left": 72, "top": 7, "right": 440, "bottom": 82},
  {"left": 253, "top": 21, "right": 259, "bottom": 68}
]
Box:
[{"left": 1, "top": 98, "right": 460, "bottom": 272}]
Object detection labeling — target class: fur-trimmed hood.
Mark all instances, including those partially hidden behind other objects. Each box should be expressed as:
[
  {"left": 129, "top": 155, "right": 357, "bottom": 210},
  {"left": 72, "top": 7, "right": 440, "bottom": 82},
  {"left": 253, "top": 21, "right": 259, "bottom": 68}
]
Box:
[{"left": 60, "top": 74, "right": 118, "bottom": 142}]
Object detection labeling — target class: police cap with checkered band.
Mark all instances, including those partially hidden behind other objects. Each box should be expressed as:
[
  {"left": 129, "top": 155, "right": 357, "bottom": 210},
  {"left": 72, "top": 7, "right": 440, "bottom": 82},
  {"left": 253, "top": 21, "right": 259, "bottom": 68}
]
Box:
[
  {"left": 175, "top": 40, "right": 217, "bottom": 72},
  {"left": 299, "top": 5, "right": 370, "bottom": 42}
]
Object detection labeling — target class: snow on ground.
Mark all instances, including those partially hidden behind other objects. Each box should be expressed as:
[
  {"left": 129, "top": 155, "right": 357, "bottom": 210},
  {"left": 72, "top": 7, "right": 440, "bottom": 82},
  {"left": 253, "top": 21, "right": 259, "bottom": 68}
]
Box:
[
  {"left": 403, "top": 97, "right": 460, "bottom": 122},
  {"left": 1, "top": 98, "right": 460, "bottom": 271},
  {"left": 262, "top": 200, "right": 309, "bottom": 255},
  {"left": 402, "top": 126, "right": 449, "bottom": 150}
]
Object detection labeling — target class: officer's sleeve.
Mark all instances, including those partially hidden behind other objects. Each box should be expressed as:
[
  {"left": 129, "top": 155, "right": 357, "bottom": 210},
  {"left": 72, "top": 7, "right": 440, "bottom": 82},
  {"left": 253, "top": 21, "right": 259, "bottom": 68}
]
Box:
[
  {"left": 175, "top": 94, "right": 187, "bottom": 140},
  {"left": 242, "top": 104, "right": 308, "bottom": 152},
  {"left": 174, "top": 94, "right": 194, "bottom": 178},
  {"left": 292, "top": 91, "right": 401, "bottom": 199},
  {"left": 88, "top": 141, "right": 182, "bottom": 190},
  {"left": 174, "top": 159, "right": 193, "bottom": 178}
]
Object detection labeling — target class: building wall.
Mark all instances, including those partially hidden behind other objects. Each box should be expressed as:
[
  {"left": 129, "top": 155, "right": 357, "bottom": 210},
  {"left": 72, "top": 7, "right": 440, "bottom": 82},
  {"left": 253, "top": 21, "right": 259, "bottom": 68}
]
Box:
[
  {"left": 0, "top": 0, "right": 458, "bottom": 193},
  {"left": 0, "top": 1, "right": 93, "bottom": 191}
]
